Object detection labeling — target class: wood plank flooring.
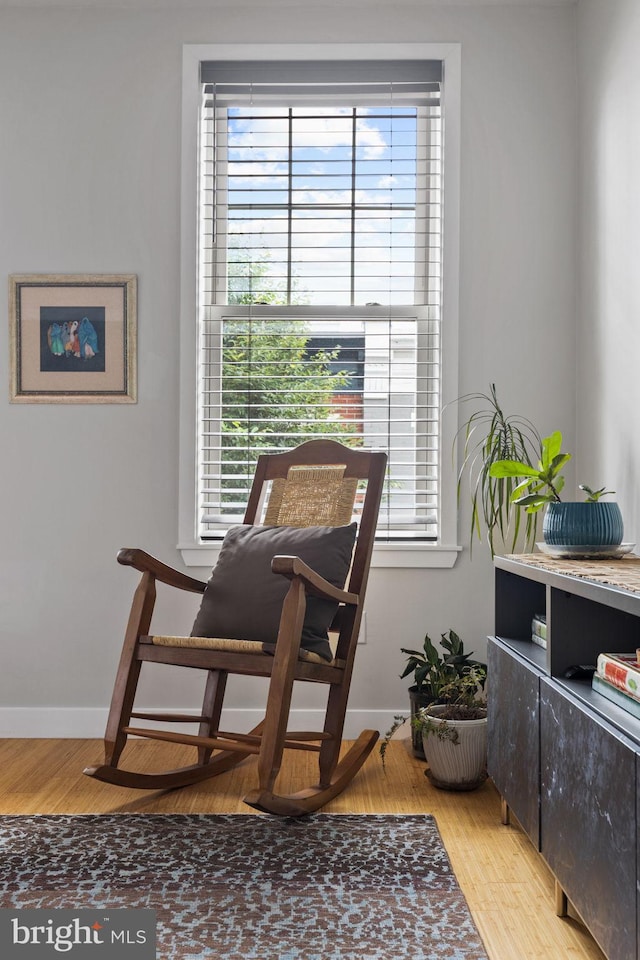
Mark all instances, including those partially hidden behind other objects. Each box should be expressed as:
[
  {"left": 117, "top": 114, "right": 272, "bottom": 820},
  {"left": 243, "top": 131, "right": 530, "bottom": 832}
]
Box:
[{"left": 0, "top": 737, "right": 605, "bottom": 960}]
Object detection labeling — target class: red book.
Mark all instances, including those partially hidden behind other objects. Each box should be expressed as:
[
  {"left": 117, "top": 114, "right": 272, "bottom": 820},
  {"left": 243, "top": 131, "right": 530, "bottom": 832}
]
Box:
[{"left": 596, "top": 653, "right": 640, "bottom": 702}]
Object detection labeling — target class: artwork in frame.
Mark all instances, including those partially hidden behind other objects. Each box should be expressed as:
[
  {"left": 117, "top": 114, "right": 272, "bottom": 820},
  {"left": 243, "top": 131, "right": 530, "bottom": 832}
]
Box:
[{"left": 9, "top": 274, "right": 137, "bottom": 403}]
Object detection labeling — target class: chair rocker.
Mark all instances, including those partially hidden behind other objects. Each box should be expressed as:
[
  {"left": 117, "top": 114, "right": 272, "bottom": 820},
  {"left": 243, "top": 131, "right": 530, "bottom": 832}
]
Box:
[{"left": 84, "top": 439, "right": 387, "bottom": 815}]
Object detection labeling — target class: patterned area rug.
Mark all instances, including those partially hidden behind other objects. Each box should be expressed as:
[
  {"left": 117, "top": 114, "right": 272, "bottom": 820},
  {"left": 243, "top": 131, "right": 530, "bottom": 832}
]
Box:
[{"left": 0, "top": 813, "right": 488, "bottom": 960}]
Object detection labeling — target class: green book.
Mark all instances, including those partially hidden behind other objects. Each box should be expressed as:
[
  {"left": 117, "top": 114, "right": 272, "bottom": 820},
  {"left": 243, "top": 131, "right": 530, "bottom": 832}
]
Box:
[{"left": 592, "top": 674, "right": 640, "bottom": 720}]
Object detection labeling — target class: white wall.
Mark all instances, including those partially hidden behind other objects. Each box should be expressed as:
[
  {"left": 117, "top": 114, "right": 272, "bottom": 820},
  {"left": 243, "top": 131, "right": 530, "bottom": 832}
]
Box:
[
  {"left": 577, "top": 0, "right": 640, "bottom": 544},
  {"left": 0, "top": 1, "right": 577, "bottom": 735}
]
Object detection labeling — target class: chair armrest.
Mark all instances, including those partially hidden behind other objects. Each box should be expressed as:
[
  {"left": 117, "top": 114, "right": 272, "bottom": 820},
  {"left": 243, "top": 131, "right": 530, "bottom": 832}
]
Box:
[
  {"left": 117, "top": 548, "right": 206, "bottom": 594},
  {"left": 271, "top": 555, "right": 359, "bottom": 606}
]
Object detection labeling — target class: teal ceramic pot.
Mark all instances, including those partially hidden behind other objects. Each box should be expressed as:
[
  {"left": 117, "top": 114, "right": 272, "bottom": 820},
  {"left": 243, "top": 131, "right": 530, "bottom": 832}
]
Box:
[{"left": 543, "top": 501, "right": 624, "bottom": 546}]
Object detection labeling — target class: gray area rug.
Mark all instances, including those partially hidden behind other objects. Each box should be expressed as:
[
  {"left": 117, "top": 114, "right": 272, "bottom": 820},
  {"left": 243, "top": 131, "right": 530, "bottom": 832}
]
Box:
[{"left": 0, "top": 813, "right": 488, "bottom": 959}]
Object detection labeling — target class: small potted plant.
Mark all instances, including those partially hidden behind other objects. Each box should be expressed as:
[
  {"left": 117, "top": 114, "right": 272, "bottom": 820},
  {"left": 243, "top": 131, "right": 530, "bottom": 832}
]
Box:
[
  {"left": 489, "top": 430, "right": 623, "bottom": 547},
  {"left": 413, "top": 666, "right": 488, "bottom": 791},
  {"left": 382, "top": 630, "right": 486, "bottom": 762}
]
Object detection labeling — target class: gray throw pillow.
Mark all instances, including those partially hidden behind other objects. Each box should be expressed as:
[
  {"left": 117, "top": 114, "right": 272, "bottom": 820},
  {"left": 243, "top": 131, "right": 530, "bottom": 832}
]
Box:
[{"left": 191, "top": 523, "right": 357, "bottom": 661}]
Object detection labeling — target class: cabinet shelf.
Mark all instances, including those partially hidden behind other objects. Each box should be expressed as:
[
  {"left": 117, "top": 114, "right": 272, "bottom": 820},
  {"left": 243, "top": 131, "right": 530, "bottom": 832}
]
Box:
[
  {"left": 558, "top": 676, "right": 640, "bottom": 743},
  {"left": 495, "top": 554, "right": 640, "bottom": 679},
  {"left": 494, "top": 635, "right": 547, "bottom": 671}
]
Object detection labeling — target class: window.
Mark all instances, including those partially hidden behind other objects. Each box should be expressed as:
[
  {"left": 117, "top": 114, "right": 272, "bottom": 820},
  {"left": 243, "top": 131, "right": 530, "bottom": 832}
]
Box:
[{"left": 179, "top": 44, "right": 461, "bottom": 566}]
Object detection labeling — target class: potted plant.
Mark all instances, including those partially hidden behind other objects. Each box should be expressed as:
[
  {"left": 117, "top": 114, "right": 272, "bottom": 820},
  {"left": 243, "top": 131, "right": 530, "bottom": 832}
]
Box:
[
  {"left": 413, "top": 667, "right": 488, "bottom": 791},
  {"left": 453, "top": 383, "right": 543, "bottom": 556},
  {"left": 489, "top": 430, "right": 623, "bottom": 547},
  {"left": 382, "top": 630, "right": 486, "bottom": 762},
  {"left": 453, "top": 385, "right": 622, "bottom": 552}
]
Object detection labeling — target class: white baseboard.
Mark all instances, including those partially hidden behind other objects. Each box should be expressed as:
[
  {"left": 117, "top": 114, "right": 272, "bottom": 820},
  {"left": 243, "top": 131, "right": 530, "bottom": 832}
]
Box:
[{"left": 0, "top": 708, "right": 405, "bottom": 740}]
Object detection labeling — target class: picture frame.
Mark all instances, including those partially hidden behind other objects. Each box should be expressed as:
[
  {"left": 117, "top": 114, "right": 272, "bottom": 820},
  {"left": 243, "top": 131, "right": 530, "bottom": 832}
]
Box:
[{"left": 9, "top": 273, "right": 137, "bottom": 403}]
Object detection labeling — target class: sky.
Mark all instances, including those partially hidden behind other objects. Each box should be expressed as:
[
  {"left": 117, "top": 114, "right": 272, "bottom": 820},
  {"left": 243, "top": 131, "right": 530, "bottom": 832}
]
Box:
[{"left": 216, "top": 104, "right": 439, "bottom": 306}]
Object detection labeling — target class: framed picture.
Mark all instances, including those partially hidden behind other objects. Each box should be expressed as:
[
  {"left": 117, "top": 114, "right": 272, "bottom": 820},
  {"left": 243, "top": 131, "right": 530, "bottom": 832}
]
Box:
[{"left": 9, "top": 274, "right": 137, "bottom": 403}]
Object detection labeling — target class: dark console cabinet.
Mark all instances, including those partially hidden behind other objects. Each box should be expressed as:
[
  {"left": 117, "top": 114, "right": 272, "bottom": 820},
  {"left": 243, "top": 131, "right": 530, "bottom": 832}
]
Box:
[
  {"left": 540, "top": 680, "right": 637, "bottom": 960},
  {"left": 487, "top": 639, "right": 542, "bottom": 847},
  {"left": 489, "top": 554, "right": 640, "bottom": 960}
]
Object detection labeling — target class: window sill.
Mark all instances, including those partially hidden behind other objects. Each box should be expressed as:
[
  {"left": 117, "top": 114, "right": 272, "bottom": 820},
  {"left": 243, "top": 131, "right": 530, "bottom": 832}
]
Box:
[{"left": 178, "top": 542, "right": 461, "bottom": 571}]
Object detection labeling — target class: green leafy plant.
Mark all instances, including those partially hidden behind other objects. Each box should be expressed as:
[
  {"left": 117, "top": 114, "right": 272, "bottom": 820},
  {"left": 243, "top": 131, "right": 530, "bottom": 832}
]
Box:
[
  {"left": 380, "top": 631, "right": 486, "bottom": 766},
  {"left": 220, "top": 318, "right": 358, "bottom": 511},
  {"left": 490, "top": 431, "right": 615, "bottom": 514},
  {"left": 580, "top": 484, "right": 616, "bottom": 502},
  {"left": 452, "top": 384, "right": 542, "bottom": 555},
  {"left": 489, "top": 430, "right": 570, "bottom": 513},
  {"left": 400, "top": 629, "right": 484, "bottom": 694},
  {"left": 412, "top": 668, "right": 488, "bottom": 745}
]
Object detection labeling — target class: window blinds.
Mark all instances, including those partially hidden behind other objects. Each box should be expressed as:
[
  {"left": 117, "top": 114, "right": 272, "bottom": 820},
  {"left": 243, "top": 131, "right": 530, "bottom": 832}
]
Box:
[{"left": 197, "top": 60, "right": 443, "bottom": 540}]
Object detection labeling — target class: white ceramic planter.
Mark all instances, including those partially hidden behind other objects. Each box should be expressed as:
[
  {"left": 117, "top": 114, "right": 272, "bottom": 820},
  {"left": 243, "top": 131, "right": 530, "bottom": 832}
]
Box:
[{"left": 421, "top": 704, "right": 487, "bottom": 790}]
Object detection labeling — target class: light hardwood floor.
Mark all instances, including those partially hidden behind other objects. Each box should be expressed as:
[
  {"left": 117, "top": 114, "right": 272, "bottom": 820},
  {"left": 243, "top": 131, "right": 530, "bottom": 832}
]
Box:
[{"left": 0, "top": 737, "right": 605, "bottom": 960}]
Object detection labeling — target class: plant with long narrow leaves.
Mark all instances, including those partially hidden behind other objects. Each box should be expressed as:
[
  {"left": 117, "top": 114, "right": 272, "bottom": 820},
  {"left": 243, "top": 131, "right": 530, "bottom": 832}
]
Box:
[{"left": 452, "top": 384, "right": 543, "bottom": 555}]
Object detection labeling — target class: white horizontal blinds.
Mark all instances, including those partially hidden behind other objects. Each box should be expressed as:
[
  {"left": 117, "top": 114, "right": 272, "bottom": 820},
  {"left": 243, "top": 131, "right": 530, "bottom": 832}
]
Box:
[
  {"left": 201, "top": 61, "right": 441, "bottom": 307},
  {"left": 199, "top": 306, "right": 438, "bottom": 537},
  {"left": 198, "top": 60, "right": 443, "bottom": 540}
]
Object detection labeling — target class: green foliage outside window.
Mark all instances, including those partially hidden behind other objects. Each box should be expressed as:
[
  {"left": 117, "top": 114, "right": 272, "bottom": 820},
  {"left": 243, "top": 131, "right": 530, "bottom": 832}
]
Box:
[{"left": 220, "top": 258, "right": 359, "bottom": 510}]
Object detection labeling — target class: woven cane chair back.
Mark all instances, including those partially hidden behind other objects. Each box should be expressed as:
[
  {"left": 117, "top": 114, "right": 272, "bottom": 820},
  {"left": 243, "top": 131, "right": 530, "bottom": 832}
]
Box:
[{"left": 263, "top": 464, "right": 358, "bottom": 528}]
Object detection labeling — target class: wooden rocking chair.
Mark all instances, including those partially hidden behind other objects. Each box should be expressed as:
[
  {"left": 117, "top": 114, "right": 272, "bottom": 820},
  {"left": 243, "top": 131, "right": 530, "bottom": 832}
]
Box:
[{"left": 84, "top": 439, "right": 387, "bottom": 815}]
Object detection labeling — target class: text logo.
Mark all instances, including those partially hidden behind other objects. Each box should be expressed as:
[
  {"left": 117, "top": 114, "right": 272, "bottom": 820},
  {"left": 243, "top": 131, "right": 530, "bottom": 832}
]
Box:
[{"left": 0, "top": 909, "right": 156, "bottom": 958}]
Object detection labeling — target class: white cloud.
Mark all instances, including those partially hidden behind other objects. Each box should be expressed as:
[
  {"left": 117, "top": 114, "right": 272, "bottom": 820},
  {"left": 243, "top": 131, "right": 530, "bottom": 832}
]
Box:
[{"left": 228, "top": 114, "right": 389, "bottom": 160}]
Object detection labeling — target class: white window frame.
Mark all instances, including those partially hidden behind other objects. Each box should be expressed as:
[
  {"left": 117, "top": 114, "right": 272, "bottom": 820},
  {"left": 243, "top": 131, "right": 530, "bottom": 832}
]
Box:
[{"left": 178, "top": 42, "right": 461, "bottom": 569}]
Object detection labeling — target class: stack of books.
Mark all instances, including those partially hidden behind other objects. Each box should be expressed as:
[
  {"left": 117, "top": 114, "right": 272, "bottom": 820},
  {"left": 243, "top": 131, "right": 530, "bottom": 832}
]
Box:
[
  {"left": 592, "top": 652, "right": 640, "bottom": 719},
  {"left": 531, "top": 613, "right": 547, "bottom": 649}
]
